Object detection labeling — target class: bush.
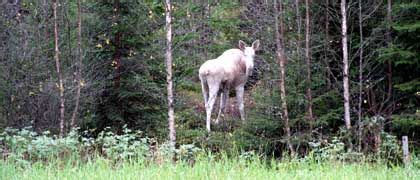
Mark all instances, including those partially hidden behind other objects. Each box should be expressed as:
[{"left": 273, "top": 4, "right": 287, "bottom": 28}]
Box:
[
  {"left": 0, "top": 127, "right": 83, "bottom": 166},
  {"left": 96, "top": 126, "right": 150, "bottom": 161},
  {"left": 379, "top": 132, "right": 402, "bottom": 164},
  {"left": 176, "top": 144, "right": 201, "bottom": 163},
  {"left": 0, "top": 126, "right": 204, "bottom": 166},
  {"left": 308, "top": 137, "right": 346, "bottom": 162}
]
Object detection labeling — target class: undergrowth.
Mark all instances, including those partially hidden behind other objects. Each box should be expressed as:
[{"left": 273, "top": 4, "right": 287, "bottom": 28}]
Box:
[{"left": 0, "top": 127, "right": 419, "bottom": 179}]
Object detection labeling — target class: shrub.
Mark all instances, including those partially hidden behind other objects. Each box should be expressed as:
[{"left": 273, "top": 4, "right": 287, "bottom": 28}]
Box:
[
  {"left": 96, "top": 126, "right": 150, "bottom": 161},
  {"left": 379, "top": 132, "right": 402, "bottom": 164},
  {"left": 0, "top": 126, "right": 205, "bottom": 166},
  {"left": 309, "top": 137, "right": 346, "bottom": 162}
]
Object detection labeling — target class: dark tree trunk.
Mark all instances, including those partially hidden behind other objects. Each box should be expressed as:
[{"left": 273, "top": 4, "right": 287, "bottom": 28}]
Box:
[
  {"left": 274, "top": 0, "right": 295, "bottom": 156},
  {"left": 113, "top": 0, "right": 122, "bottom": 90},
  {"left": 357, "top": 0, "right": 363, "bottom": 152},
  {"left": 71, "top": 0, "right": 83, "bottom": 128},
  {"left": 385, "top": 0, "right": 393, "bottom": 132},
  {"left": 304, "top": 0, "right": 314, "bottom": 131}
]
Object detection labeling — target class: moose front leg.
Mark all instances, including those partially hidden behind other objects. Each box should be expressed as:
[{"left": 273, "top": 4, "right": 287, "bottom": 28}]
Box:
[{"left": 236, "top": 86, "right": 245, "bottom": 122}]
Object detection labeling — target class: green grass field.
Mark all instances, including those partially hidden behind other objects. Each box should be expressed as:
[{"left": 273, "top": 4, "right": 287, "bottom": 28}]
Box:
[{"left": 1, "top": 157, "right": 419, "bottom": 180}]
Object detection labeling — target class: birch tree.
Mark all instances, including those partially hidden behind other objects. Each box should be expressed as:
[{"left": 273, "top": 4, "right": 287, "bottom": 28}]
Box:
[
  {"left": 53, "top": 0, "right": 66, "bottom": 137},
  {"left": 341, "top": 0, "right": 351, "bottom": 130},
  {"left": 165, "top": 0, "right": 176, "bottom": 145}
]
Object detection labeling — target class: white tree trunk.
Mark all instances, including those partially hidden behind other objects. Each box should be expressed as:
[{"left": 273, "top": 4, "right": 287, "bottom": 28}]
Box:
[
  {"left": 165, "top": 0, "right": 176, "bottom": 145},
  {"left": 341, "top": 0, "right": 351, "bottom": 130}
]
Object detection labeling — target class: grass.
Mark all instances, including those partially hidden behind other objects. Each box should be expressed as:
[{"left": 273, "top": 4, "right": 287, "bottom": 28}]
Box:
[{"left": 1, "top": 156, "right": 419, "bottom": 180}]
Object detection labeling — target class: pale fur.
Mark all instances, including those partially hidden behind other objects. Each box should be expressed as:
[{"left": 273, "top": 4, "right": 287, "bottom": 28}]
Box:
[{"left": 199, "top": 40, "right": 260, "bottom": 132}]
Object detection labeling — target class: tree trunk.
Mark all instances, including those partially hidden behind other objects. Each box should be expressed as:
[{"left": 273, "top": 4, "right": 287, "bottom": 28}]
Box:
[
  {"left": 70, "top": 0, "right": 83, "bottom": 128},
  {"left": 113, "top": 0, "right": 122, "bottom": 90},
  {"left": 324, "top": 0, "right": 332, "bottom": 89},
  {"left": 386, "top": 0, "right": 393, "bottom": 131},
  {"left": 165, "top": 0, "right": 176, "bottom": 146},
  {"left": 357, "top": 0, "right": 363, "bottom": 152},
  {"left": 295, "top": 0, "right": 301, "bottom": 62},
  {"left": 341, "top": 0, "right": 351, "bottom": 130},
  {"left": 53, "top": 0, "right": 66, "bottom": 137},
  {"left": 274, "top": 0, "right": 295, "bottom": 156},
  {"left": 304, "top": 0, "right": 314, "bottom": 131}
]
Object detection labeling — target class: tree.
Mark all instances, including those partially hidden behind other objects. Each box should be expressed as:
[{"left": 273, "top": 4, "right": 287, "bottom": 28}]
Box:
[
  {"left": 113, "top": 0, "right": 122, "bottom": 90},
  {"left": 165, "top": 0, "right": 176, "bottom": 145},
  {"left": 53, "top": 0, "right": 66, "bottom": 137},
  {"left": 341, "top": 0, "right": 351, "bottom": 130},
  {"left": 295, "top": 0, "right": 302, "bottom": 62},
  {"left": 385, "top": 0, "right": 393, "bottom": 130},
  {"left": 357, "top": 0, "right": 363, "bottom": 151},
  {"left": 304, "top": 0, "right": 314, "bottom": 130},
  {"left": 70, "top": 0, "right": 83, "bottom": 128},
  {"left": 274, "top": 0, "right": 295, "bottom": 156},
  {"left": 324, "top": 0, "right": 332, "bottom": 89},
  {"left": 380, "top": 1, "right": 420, "bottom": 140}
]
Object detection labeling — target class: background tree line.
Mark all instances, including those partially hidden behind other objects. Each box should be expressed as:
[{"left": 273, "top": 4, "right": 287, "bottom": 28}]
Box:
[{"left": 0, "top": 0, "right": 419, "bottom": 156}]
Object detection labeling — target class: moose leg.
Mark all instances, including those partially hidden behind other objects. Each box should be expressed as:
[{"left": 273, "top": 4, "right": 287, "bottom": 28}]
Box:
[
  {"left": 205, "top": 80, "right": 220, "bottom": 132},
  {"left": 216, "top": 86, "right": 228, "bottom": 124},
  {"left": 200, "top": 78, "right": 209, "bottom": 105},
  {"left": 236, "top": 86, "right": 245, "bottom": 122}
]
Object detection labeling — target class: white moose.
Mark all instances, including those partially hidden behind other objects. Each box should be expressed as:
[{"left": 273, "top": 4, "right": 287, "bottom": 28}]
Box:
[{"left": 199, "top": 40, "right": 260, "bottom": 132}]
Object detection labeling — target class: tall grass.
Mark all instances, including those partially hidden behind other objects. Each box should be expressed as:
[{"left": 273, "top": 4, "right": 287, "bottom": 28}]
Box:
[
  {"left": 1, "top": 127, "right": 419, "bottom": 179},
  {"left": 1, "top": 155, "right": 419, "bottom": 180}
]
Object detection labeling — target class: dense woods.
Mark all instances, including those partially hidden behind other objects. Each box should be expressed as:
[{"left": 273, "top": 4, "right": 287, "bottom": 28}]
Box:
[{"left": 0, "top": 0, "right": 419, "bottom": 161}]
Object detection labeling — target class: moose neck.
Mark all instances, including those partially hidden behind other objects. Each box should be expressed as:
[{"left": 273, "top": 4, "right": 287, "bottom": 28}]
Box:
[{"left": 243, "top": 55, "right": 254, "bottom": 76}]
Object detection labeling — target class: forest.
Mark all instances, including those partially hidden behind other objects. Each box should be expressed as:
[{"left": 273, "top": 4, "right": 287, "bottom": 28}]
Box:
[{"left": 0, "top": 0, "right": 419, "bottom": 179}]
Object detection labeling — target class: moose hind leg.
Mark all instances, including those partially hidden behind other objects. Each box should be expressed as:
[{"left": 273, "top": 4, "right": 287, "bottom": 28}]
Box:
[
  {"left": 200, "top": 77, "right": 209, "bottom": 105},
  {"left": 216, "top": 86, "right": 228, "bottom": 124},
  {"left": 205, "top": 82, "right": 220, "bottom": 132}
]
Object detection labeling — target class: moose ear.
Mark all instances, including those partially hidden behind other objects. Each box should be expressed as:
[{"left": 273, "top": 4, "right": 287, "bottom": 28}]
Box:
[
  {"left": 252, "top": 40, "right": 260, "bottom": 50},
  {"left": 238, "top": 40, "right": 246, "bottom": 50}
]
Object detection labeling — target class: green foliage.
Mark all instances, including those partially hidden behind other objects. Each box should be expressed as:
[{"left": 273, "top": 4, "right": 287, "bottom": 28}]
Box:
[
  {"left": 392, "top": 114, "right": 420, "bottom": 140},
  {"left": 176, "top": 144, "right": 201, "bottom": 163},
  {"left": 0, "top": 127, "right": 83, "bottom": 166},
  {"left": 0, "top": 126, "right": 205, "bottom": 166},
  {"left": 96, "top": 126, "right": 150, "bottom": 161},
  {"left": 394, "top": 79, "right": 420, "bottom": 92},
  {"left": 0, "top": 128, "right": 418, "bottom": 179},
  {"left": 377, "top": 2, "right": 420, "bottom": 121},
  {"left": 87, "top": 1, "right": 168, "bottom": 136},
  {"left": 308, "top": 137, "right": 346, "bottom": 162},
  {"left": 379, "top": 132, "right": 402, "bottom": 163},
  {"left": 313, "top": 90, "right": 344, "bottom": 128}
]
